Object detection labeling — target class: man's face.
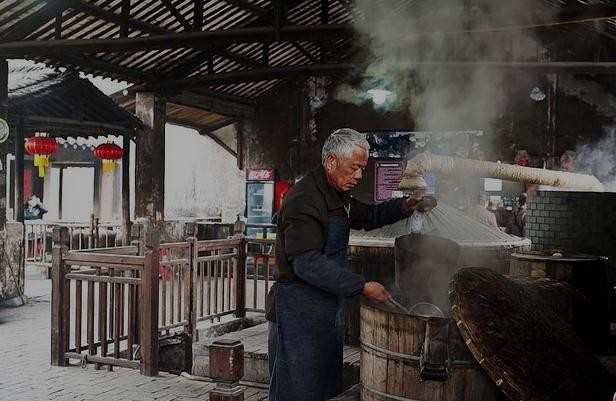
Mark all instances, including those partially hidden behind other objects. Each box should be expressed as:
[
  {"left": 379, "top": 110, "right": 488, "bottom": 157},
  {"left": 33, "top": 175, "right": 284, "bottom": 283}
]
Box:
[{"left": 325, "top": 147, "right": 368, "bottom": 192}]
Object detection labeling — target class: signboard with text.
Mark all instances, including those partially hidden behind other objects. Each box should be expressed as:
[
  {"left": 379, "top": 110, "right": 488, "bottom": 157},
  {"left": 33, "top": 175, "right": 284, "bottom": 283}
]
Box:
[
  {"left": 374, "top": 161, "right": 404, "bottom": 202},
  {"left": 247, "top": 169, "right": 275, "bottom": 181}
]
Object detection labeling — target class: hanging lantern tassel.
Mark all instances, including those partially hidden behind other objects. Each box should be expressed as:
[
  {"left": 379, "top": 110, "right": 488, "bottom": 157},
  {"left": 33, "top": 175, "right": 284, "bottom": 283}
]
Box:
[
  {"left": 94, "top": 143, "right": 123, "bottom": 174},
  {"left": 26, "top": 136, "right": 58, "bottom": 178},
  {"left": 102, "top": 159, "right": 116, "bottom": 173},
  {"left": 33, "top": 154, "right": 49, "bottom": 177}
]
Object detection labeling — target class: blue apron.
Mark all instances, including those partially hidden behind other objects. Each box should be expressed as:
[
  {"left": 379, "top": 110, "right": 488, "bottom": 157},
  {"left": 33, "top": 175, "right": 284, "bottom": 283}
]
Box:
[{"left": 268, "top": 215, "right": 349, "bottom": 401}]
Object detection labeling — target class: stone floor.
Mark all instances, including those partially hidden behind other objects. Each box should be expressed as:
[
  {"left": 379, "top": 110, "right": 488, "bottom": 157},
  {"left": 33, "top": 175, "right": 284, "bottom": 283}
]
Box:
[{"left": 0, "top": 268, "right": 268, "bottom": 401}]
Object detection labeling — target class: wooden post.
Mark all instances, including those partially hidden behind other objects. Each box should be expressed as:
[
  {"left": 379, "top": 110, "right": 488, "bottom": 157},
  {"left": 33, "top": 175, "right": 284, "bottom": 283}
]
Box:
[
  {"left": 58, "top": 167, "right": 64, "bottom": 220},
  {"left": 50, "top": 227, "right": 70, "bottom": 366},
  {"left": 235, "top": 121, "right": 244, "bottom": 171},
  {"left": 14, "top": 115, "right": 24, "bottom": 223},
  {"left": 93, "top": 163, "right": 101, "bottom": 218},
  {"left": 134, "top": 92, "right": 166, "bottom": 222},
  {"left": 140, "top": 224, "right": 159, "bottom": 376},
  {"left": 121, "top": 133, "right": 131, "bottom": 245},
  {"left": 234, "top": 237, "right": 246, "bottom": 319},
  {"left": 185, "top": 237, "right": 197, "bottom": 341},
  {"left": 0, "top": 59, "right": 8, "bottom": 229}
]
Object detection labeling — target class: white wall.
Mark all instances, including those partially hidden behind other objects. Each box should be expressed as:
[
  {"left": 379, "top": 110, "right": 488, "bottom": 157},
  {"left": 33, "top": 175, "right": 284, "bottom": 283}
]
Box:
[{"left": 163, "top": 125, "right": 245, "bottom": 221}]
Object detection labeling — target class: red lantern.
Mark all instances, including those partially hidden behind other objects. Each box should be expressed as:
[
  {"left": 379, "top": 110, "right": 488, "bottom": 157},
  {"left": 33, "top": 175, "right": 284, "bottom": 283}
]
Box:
[
  {"left": 93, "top": 143, "right": 123, "bottom": 173},
  {"left": 25, "top": 136, "right": 58, "bottom": 178}
]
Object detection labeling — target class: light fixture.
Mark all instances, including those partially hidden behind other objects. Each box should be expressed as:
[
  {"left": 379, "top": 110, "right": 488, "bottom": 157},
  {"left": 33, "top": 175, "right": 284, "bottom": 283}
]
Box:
[
  {"left": 366, "top": 88, "right": 393, "bottom": 106},
  {"left": 529, "top": 86, "right": 546, "bottom": 102}
]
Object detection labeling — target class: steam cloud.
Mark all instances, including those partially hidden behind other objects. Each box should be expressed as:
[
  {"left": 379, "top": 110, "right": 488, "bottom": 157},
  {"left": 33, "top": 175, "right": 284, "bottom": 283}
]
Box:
[
  {"left": 576, "top": 128, "right": 616, "bottom": 192},
  {"left": 346, "top": 0, "right": 549, "bottom": 133}
]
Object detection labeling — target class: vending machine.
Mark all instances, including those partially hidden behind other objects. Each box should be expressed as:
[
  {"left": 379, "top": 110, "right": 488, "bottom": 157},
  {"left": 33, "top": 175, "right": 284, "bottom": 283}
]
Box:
[{"left": 245, "top": 169, "right": 291, "bottom": 238}]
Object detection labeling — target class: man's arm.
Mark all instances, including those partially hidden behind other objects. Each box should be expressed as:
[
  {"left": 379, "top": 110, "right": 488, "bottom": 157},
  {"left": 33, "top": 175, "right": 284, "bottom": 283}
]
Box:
[
  {"left": 349, "top": 197, "right": 411, "bottom": 231},
  {"left": 284, "top": 205, "right": 365, "bottom": 297}
]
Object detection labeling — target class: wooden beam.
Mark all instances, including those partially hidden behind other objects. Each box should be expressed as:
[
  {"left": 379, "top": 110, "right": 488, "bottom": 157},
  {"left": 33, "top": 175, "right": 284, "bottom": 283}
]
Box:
[
  {"left": 0, "top": 24, "right": 354, "bottom": 56},
  {"left": 15, "top": 115, "right": 129, "bottom": 133},
  {"left": 121, "top": 134, "right": 131, "bottom": 245},
  {"left": 235, "top": 121, "right": 244, "bottom": 170},
  {"left": 120, "top": 0, "right": 130, "bottom": 37},
  {"left": 137, "top": 63, "right": 354, "bottom": 91},
  {"left": 159, "top": 0, "right": 192, "bottom": 31},
  {"left": 222, "top": 0, "right": 268, "bottom": 17},
  {"left": 54, "top": 8, "right": 63, "bottom": 40},
  {"left": 13, "top": 115, "right": 24, "bottom": 223},
  {"left": 199, "top": 130, "right": 237, "bottom": 158},
  {"left": 321, "top": 0, "right": 329, "bottom": 24},
  {"left": 0, "top": 0, "right": 65, "bottom": 42},
  {"left": 292, "top": 41, "right": 317, "bottom": 63},
  {"left": 0, "top": 59, "right": 8, "bottom": 230},
  {"left": 193, "top": 0, "right": 204, "bottom": 31},
  {"left": 69, "top": 0, "right": 166, "bottom": 36}
]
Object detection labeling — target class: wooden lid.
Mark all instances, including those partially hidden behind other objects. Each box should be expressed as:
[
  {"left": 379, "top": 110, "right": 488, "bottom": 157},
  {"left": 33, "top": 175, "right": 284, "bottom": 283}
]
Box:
[{"left": 449, "top": 267, "right": 615, "bottom": 401}]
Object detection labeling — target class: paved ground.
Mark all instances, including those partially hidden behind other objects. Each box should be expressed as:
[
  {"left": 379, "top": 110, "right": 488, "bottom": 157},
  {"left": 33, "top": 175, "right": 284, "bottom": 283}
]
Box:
[{"left": 0, "top": 269, "right": 268, "bottom": 401}]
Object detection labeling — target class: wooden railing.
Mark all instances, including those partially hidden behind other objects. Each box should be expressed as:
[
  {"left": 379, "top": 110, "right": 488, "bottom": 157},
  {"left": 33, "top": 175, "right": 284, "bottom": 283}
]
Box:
[
  {"left": 51, "top": 226, "right": 280, "bottom": 376},
  {"left": 245, "top": 238, "right": 276, "bottom": 313},
  {"left": 25, "top": 220, "right": 122, "bottom": 267},
  {"left": 51, "top": 228, "right": 158, "bottom": 376}
]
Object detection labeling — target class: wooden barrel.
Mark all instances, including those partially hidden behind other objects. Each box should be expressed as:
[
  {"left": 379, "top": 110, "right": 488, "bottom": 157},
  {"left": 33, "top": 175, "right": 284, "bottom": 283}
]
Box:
[
  {"left": 346, "top": 238, "right": 395, "bottom": 345},
  {"left": 359, "top": 301, "right": 500, "bottom": 401},
  {"left": 509, "top": 251, "right": 610, "bottom": 351}
]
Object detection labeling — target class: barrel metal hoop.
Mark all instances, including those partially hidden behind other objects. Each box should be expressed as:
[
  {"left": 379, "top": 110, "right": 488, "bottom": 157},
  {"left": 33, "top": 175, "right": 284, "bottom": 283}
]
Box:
[
  {"left": 360, "top": 341, "right": 420, "bottom": 363},
  {"left": 362, "top": 384, "right": 425, "bottom": 401},
  {"left": 360, "top": 341, "right": 475, "bottom": 368}
]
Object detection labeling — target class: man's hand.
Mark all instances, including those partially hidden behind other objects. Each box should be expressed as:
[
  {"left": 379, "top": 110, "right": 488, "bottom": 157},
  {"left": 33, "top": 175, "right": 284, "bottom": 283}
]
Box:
[
  {"left": 416, "top": 195, "right": 437, "bottom": 212},
  {"left": 362, "top": 281, "right": 391, "bottom": 303},
  {"left": 403, "top": 195, "right": 437, "bottom": 214}
]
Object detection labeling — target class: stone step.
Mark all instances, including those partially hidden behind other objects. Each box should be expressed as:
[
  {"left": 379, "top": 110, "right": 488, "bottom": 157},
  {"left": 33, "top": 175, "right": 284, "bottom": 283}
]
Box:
[{"left": 192, "top": 322, "right": 361, "bottom": 387}]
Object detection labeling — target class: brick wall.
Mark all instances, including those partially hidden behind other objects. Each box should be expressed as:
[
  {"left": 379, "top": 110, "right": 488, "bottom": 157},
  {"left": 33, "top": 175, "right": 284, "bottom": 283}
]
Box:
[{"left": 526, "top": 191, "right": 616, "bottom": 259}]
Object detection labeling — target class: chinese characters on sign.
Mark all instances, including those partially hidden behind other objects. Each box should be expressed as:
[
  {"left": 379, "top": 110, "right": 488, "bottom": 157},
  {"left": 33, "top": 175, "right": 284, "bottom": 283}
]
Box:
[{"left": 374, "top": 161, "right": 404, "bottom": 202}]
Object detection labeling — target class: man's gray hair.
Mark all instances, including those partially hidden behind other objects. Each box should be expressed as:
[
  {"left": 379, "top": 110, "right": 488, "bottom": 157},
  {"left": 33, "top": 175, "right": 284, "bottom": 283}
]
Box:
[{"left": 321, "top": 128, "right": 370, "bottom": 164}]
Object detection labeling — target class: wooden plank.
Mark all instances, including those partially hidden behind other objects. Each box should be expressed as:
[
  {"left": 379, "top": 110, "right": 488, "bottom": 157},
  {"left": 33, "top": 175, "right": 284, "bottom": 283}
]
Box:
[
  {"left": 114, "top": 281, "right": 121, "bottom": 360},
  {"left": 75, "top": 280, "right": 82, "bottom": 353},
  {"left": 197, "top": 237, "right": 242, "bottom": 250},
  {"left": 127, "top": 269, "right": 135, "bottom": 360},
  {"left": 170, "top": 264, "right": 175, "bottom": 325},
  {"left": 87, "top": 280, "right": 96, "bottom": 356},
  {"left": 65, "top": 273, "right": 140, "bottom": 285},
  {"left": 196, "top": 253, "right": 237, "bottom": 263},
  {"left": 185, "top": 238, "right": 196, "bottom": 340},
  {"left": 51, "top": 244, "right": 68, "bottom": 366},
  {"left": 0, "top": 24, "right": 353, "bottom": 56},
  {"left": 65, "top": 352, "right": 140, "bottom": 370},
  {"left": 235, "top": 238, "right": 246, "bottom": 318},
  {"left": 64, "top": 252, "right": 145, "bottom": 267},
  {"left": 140, "top": 249, "right": 159, "bottom": 376},
  {"left": 121, "top": 134, "right": 131, "bottom": 245},
  {"left": 99, "top": 278, "right": 108, "bottom": 364},
  {"left": 161, "top": 270, "right": 167, "bottom": 326},
  {"left": 14, "top": 116, "right": 24, "bottom": 222}
]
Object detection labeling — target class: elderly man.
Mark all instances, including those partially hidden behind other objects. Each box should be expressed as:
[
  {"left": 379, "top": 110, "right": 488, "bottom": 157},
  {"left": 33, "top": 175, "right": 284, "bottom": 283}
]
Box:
[{"left": 266, "top": 128, "right": 436, "bottom": 401}]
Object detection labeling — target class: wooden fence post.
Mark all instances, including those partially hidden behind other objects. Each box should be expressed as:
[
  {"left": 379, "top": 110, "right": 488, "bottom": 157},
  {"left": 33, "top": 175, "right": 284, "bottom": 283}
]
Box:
[
  {"left": 140, "top": 248, "right": 159, "bottom": 376},
  {"left": 51, "top": 227, "right": 69, "bottom": 366},
  {"left": 234, "top": 237, "right": 246, "bottom": 319},
  {"left": 185, "top": 237, "right": 196, "bottom": 342}
]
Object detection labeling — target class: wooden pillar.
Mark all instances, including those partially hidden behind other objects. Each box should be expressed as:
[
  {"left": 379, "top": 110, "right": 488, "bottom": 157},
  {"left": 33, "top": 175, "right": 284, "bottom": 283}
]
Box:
[
  {"left": 58, "top": 167, "right": 64, "bottom": 220},
  {"left": 121, "top": 133, "right": 131, "bottom": 245},
  {"left": 93, "top": 163, "right": 101, "bottom": 218},
  {"left": 14, "top": 115, "right": 24, "bottom": 222},
  {"left": 51, "top": 226, "right": 70, "bottom": 366},
  {"left": 139, "top": 221, "right": 159, "bottom": 376},
  {"left": 134, "top": 92, "right": 166, "bottom": 222},
  {"left": 0, "top": 59, "right": 8, "bottom": 229},
  {"left": 235, "top": 121, "right": 244, "bottom": 171},
  {"left": 234, "top": 237, "right": 246, "bottom": 319}
]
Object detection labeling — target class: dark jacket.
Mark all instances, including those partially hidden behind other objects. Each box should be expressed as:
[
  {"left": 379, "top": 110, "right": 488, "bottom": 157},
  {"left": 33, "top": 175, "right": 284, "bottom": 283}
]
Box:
[{"left": 273, "top": 165, "right": 411, "bottom": 293}]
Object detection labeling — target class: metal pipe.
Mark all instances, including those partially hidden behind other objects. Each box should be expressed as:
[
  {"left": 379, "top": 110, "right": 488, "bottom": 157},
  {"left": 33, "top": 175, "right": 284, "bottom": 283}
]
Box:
[{"left": 401, "top": 152, "right": 604, "bottom": 192}]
